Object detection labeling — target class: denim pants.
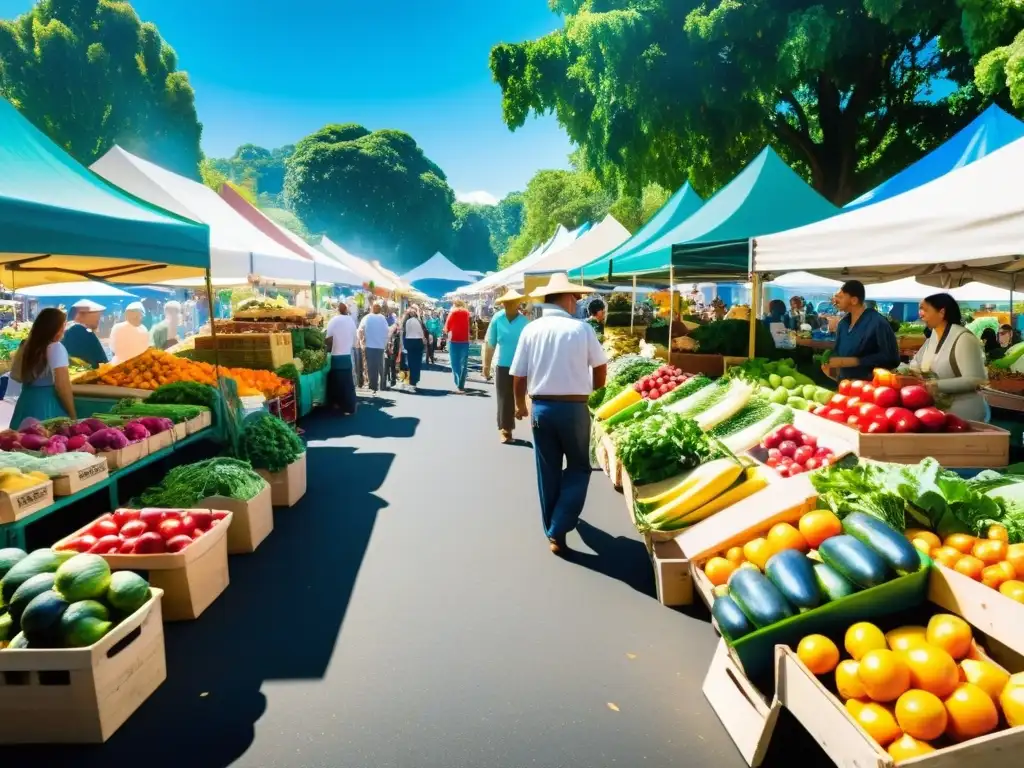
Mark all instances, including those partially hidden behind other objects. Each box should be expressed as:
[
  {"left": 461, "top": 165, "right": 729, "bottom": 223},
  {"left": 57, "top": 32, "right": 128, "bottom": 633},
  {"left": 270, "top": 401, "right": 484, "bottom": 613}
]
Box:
[
  {"left": 449, "top": 341, "right": 469, "bottom": 389},
  {"left": 365, "top": 347, "right": 386, "bottom": 391},
  {"left": 530, "top": 400, "right": 592, "bottom": 539},
  {"left": 404, "top": 338, "right": 424, "bottom": 385}
]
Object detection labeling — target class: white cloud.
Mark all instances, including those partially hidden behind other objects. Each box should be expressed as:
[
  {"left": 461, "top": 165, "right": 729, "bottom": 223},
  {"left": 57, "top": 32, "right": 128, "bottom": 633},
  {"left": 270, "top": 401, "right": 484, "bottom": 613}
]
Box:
[{"left": 456, "top": 190, "right": 499, "bottom": 206}]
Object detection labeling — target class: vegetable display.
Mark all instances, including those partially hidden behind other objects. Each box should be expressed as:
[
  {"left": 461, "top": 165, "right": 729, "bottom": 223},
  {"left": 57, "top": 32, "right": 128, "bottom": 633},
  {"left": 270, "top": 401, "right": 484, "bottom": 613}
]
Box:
[
  {"left": 631, "top": 364, "right": 688, "bottom": 401},
  {"left": 57, "top": 507, "right": 229, "bottom": 555},
  {"left": 813, "top": 372, "right": 967, "bottom": 434},
  {"left": 0, "top": 549, "right": 152, "bottom": 649},
  {"left": 0, "top": 467, "right": 49, "bottom": 491},
  {"left": 112, "top": 400, "right": 205, "bottom": 424},
  {"left": 613, "top": 412, "right": 713, "bottom": 486},
  {"left": 239, "top": 412, "right": 304, "bottom": 473},
  {"left": 0, "top": 451, "right": 97, "bottom": 477},
  {"left": 791, "top": 615, "right": 1022, "bottom": 758},
  {"left": 756, "top": 425, "right": 837, "bottom": 476},
  {"left": 730, "top": 358, "right": 834, "bottom": 412},
  {"left": 145, "top": 382, "right": 218, "bottom": 409},
  {"left": 133, "top": 458, "right": 267, "bottom": 508},
  {"left": 903, "top": 526, "right": 1024, "bottom": 598},
  {"left": 297, "top": 348, "right": 327, "bottom": 372},
  {"left": 609, "top": 357, "right": 661, "bottom": 387}
]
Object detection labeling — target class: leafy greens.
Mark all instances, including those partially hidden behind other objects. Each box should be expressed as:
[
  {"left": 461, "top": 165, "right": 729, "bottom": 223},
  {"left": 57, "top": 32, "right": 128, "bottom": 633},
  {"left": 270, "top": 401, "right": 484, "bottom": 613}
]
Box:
[{"left": 613, "top": 412, "right": 713, "bottom": 486}]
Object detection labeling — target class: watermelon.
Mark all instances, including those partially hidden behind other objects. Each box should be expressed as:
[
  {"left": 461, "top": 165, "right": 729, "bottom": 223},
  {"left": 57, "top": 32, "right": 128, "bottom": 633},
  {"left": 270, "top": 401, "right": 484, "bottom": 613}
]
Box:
[
  {"left": 7, "top": 631, "right": 29, "bottom": 648},
  {"left": 1, "top": 549, "right": 63, "bottom": 604},
  {"left": 20, "top": 591, "right": 69, "bottom": 644},
  {"left": 61, "top": 616, "right": 112, "bottom": 648},
  {"left": 54, "top": 554, "right": 111, "bottom": 602},
  {"left": 105, "top": 572, "right": 150, "bottom": 615},
  {"left": 0, "top": 547, "right": 27, "bottom": 582},
  {"left": 7, "top": 572, "right": 56, "bottom": 626}
]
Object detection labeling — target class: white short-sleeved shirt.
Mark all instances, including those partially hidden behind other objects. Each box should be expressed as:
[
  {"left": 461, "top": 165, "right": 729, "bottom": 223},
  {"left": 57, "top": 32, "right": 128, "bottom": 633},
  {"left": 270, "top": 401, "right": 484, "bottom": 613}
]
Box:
[
  {"left": 359, "top": 313, "right": 390, "bottom": 350},
  {"left": 509, "top": 307, "right": 608, "bottom": 396},
  {"left": 403, "top": 317, "right": 425, "bottom": 340},
  {"left": 325, "top": 314, "right": 357, "bottom": 356}
]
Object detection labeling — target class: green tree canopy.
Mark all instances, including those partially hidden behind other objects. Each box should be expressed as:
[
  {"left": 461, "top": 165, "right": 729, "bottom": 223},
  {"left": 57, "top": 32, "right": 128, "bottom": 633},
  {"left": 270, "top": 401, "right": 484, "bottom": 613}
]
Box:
[
  {"left": 284, "top": 123, "right": 456, "bottom": 273},
  {"left": 491, "top": 1, "right": 1024, "bottom": 204},
  {"left": 0, "top": 0, "right": 203, "bottom": 177},
  {"left": 450, "top": 203, "right": 499, "bottom": 273},
  {"left": 208, "top": 143, "right": 294, "bottom": 206},
  {"left": 481, "top": 192, "right": 526, "bottom": 257}
]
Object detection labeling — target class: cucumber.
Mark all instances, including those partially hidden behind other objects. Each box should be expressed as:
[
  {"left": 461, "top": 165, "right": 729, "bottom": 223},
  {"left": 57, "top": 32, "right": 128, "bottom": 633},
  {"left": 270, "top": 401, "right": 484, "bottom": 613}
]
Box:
[
  {"left": 818, "top": 535, "right": 892, "bottom": 589},
  {"left": 605, "top": 399, "right": 649, "bottom": 428},
  {"left": 0, "top": 548, "right": 62, "bottom": 604},
  {"left": 813, "top": 562, "right": 859, "bottom": 602},
  {"left": 764, "top": 550, "right": 822, "bottom": 610},
  {"left": 727, "top": 567, "right": 795, "bottom": 629},
  {"left": 712, "top": 594, "right": 754, "bottom": 640},
  {"left": 842, "top": 512, "right": 921, "bottom": 573},
  {"left": 7, "top": 572, "right": 56, "bottom": 627},
  {"left": 20, "top": 590, "right": 69, "bottom": 645}
]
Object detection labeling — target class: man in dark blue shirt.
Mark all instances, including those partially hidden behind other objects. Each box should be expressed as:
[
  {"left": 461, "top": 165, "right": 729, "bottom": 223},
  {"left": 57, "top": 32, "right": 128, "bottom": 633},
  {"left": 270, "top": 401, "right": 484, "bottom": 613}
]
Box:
[{"left": 823, "top": 280, "right": 899, "bottom": 382}]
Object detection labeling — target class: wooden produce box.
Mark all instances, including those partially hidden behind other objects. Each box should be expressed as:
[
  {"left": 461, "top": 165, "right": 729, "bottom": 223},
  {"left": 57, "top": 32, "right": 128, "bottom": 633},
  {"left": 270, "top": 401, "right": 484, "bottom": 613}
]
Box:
[
  {"left": 0, "top": 480, "right": 54, "bottom": 524},
  {"left": 97, "top": 441, "right": 146, "bottom": 472},
  {"left": 928, "top": 561, "right": 1024, "bottom": 659},
  {"left": 146, "top": 430, "right": 172, "bottom": 453},
  {"left": 56, "top": 513, "right": 232, "bottom": 621},
  {"left": 52, "top": 456, "right": 109, "bottom": 496},
  {"left": 184, "top": 410, "right": 213, "bottom": 435},
  {"left": 171, "top": 421, "right": 188, "bottom": 442},
  {"left": 256, "top": 452, "right": 307, "bottom": 507},
  {"left": 669, "top": 352, "right": 726, "bottom": 377},
  {"left": 203, "top": 485, "right": 273, "bottom": 555},
  {"left": 601, "top": 434, "right": 622, "bottom": 490},
  {"left": 793, "top": 409, "right": 1010, "bottom": 468},
  {"left": 649, "top": 537, "right": 694, "bottom": 607},
  {"left": 193, "top": 332, "right": 293, "bottom": 370},
  {"left": 0, "top": 589, "right": 166, "bottom": 744}
]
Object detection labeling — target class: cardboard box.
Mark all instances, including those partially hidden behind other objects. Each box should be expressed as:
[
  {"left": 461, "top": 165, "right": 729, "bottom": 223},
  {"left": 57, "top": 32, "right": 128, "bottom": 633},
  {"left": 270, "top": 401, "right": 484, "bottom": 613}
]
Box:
[
  {"left": 185, "top": 410, "right": 212, "bottom": 435},
  {"left": 56, "top": 513, "right": 232, "bottom": 621},
  {"left": 52, "top": 457, "right": 109, "bottom": 496},
  {"left": 650, "top": 538, "right": 693, "bottom": 606},
  {"left": 171, "top": 421, "right": 188, "bottom": 442},
  {"left": 98, "top": 441, "right": 146, "bottom": 472},
  {"left": 257, "top": 452, "right": 307, "bottom": 507},
  {"left": 0, "top": 590, "right": 166, "bottom": 744},
  {"left": 203, "top": 485, "right": 273, "bottom": 555},
  {"left": 146, "top": 430, "right": 172, "bottom": 453},
  {"left": 0, "top": 480, "right": 54, "bottom": 524},
  {"left": 601, "top": 435, "right": 622, "bottom": 490}
]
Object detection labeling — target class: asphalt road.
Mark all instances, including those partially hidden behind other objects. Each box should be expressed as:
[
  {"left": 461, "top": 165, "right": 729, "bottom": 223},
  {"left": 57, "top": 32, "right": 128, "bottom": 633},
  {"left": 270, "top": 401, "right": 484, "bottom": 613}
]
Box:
[{"left": 6, "top": 360, "right": 830, "bottom": 768}]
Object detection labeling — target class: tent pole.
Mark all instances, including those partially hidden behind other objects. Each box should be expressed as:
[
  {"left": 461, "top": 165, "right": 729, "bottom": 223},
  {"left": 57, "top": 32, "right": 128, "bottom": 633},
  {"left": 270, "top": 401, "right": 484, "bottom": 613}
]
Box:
[
  {"left": 748, "top": 238, "right": 759, "bottom": 359},
  {"left": 668, "top": 266, "right": 675, "bottom": 363},
  {"left": 630, "top": 275, "right": 636, "bottom": 335}
]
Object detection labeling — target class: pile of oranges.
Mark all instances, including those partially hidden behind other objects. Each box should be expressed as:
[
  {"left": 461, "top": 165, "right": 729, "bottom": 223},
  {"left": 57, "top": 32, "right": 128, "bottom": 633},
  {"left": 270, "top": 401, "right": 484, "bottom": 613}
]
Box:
[
  {"left": 906, "top": 526, "right": 1024, "bottom": 600},
  {"left": 796, "top": 616, "right": 1024, "bottom": 761},
  {"left": 75, "top": 349, "right": 291, "bottom": 399}
]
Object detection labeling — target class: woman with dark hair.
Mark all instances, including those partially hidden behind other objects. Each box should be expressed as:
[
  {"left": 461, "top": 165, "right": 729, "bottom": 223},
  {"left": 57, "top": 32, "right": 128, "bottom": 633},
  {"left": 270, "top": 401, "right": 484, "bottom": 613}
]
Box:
[
  {"left": 981, "top": 328, "right": 1003, "bottom": 360},
  {"left": 762, "top": 298, "right": 788, "bottom": 328},
  {"left": 9, "top": 308, "right": 76, "bottom": 428},
  {"left": 911, "top": 293, "right": 988, "bottom": 421}
]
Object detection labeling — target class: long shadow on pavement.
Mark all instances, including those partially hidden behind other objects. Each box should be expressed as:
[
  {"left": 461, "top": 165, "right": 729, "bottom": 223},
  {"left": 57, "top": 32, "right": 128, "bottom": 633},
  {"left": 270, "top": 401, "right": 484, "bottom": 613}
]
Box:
[{"left": 568, "top": 520, "right": 657, "bottom": 597}]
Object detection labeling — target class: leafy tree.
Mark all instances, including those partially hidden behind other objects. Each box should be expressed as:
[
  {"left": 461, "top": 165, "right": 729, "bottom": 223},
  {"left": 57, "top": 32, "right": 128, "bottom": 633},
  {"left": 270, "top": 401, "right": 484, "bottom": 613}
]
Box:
[
  {"left": 482, "top": 192, "right": 526, "bottom": 257},
  {"left": 490, "top": 1, "right": 1024, "bottom": 204},
  {"left": 262, "top": 207, "right": 312, "bottom": 242},
  {"left": 284, "top": 123, "right": 456, "bottom": 273},
  {"left": 609, "top": 182, "right": 670, "bottom": 232},
  {"left": 449, "top": 203, "right": 498, "bottom": 273},
  {"left": 973, "top": 1, "right": 1024, "bottom": 108},
  {"left": 199, "top": 158, "right": 228, "bottom": 192},
  {"left": 0, "top": 0, "right": 203, "bottom": 177},
  {"left": 209, "top": 143, "right": 294, "bottom": 205}
]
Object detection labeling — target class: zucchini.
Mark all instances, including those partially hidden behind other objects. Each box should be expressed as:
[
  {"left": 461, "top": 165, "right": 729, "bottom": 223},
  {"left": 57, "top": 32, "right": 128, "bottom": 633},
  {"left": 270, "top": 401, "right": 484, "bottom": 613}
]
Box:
[
  {"left": 595, "top": 387, "right": 642, "bottom": 421},
  {"left": 693, "top": 381, "right": 755, "bottom": 431},
  {"left": 604, "top": 398, "right": 649, "bottom": 428},
  {"left": 712, "top": 594, "right": 754, "bottom": 640},
  {"left": 842, "top": 512, "right": 920, "bottom": 573},
  {"left": 727, "top": 567, "right": 795, "bottom": 629},
  {"left": 818, "top": 535, "right": 892, "bottom": 589},
  {"left": 642, "top": 459, "right": 744, "bottom": 529},
  {"left": 764, "top": 550, "right": 822, "bottom": 610},
  {"left": 813, "top": 562, "right": 858, "bottom": 602}
]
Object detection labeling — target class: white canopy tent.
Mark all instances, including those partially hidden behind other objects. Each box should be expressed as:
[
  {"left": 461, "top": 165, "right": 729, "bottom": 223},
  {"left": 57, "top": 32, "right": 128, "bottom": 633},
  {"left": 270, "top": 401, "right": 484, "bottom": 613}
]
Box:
[
  {"left": 523, "top": 215, "right": 631, "bottom": 279},
  {"left": 318, "top": 237, "right": 397, "bottom": 291},
  {"left": 92, "top": 147, "right": 315, "bottom": 284},
  {"left": 16, "top": 281, "right": 138, "bottom": 298},
  {"left": 760, "top": 272, "right": 1014, "bottom": 303},
  {"left": 401, "top": 252, "right": 476, "bottom": 285}
]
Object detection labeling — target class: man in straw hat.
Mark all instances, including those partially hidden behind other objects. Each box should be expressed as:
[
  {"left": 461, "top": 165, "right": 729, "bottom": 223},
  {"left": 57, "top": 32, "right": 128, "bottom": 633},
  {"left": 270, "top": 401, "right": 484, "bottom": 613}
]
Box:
[
  {"left": 483, "top": 289, "right": 529, "bottom": 444},
  {"left": 509, "top": 273, "right": 607, "bottom": 555}
]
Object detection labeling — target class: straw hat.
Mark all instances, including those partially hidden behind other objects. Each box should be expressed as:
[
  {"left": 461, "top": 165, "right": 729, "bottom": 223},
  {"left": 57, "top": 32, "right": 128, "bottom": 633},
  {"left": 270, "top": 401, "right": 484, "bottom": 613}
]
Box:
[
  {"left": 495, "top": 289, "right": 525, "bottom": 304},
  {"left": 528, "top": 272, "right": 595, "bottom": 299}
]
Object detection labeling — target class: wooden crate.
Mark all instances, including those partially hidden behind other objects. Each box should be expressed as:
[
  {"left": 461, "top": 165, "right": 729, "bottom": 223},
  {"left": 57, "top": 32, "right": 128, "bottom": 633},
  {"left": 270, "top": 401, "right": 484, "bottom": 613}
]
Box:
[
  {"left": 52, "top": 457, "right": 109, "bottom": 496},
  {"left": 170, "top": 421, "right": 188, "bottom": 442},
  {"left": 601, "top": 434, "right": 622, "bottom": 490},
  {"left": 0, "top": 480, "right": 54, "bottom": 524},
  {"left": 670, "top": 352, "right": 726, "bottom": 377},
  {"left": 929, "top": 562, "right": 1024, "bottom": 658},
  {"left": 193, "top": 332, "right": 293, "bottom": 370},
  {"left": 146, "top": 430, "right": 172, "bottom": 453},
  {"left": 256, "top": 452, "right": 307, "bottom": 507},
  {"left": 0, "top": 590, "right": 166, "bottom": 744},
  {"left": 649, "top": 538, "right": 693, "bottom": 607},
  {"left": 97, "top": 441, "right": 146, "bottom": 472},
  {"left": 184, "top": 410, "right": 213, "bottom": 435},
  {"left": 203, "top": 485, "right": 273, "bottom": 555}
]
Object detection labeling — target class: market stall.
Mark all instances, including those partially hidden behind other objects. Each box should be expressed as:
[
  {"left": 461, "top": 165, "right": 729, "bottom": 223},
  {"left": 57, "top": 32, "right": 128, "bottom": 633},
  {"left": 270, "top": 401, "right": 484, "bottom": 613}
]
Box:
[{"left": 400, "top": 252, "right": 476, "bottom": 298}]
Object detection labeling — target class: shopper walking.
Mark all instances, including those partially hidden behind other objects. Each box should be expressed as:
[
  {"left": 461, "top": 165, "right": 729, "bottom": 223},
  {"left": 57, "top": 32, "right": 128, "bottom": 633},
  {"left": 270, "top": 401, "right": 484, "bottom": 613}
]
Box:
[
  {"left": 358, "top": 303, "right": 390, "bottom": 393},
  {"left": 510, "top": 274, "right": 607, "bottom": 555},
  {"left": 445, "top": 299, "right": 472, "bottom": 392},
  {"left": 385, "top": 321, "right": 401, "bottom": 389},
  {"left": 401, "top": 307, "right": 427, "bottom": 391},
  {"left": 483, "top": 290, "right": 529, "bottom": 443},
  {"left": 324, "top": 302, "right": 358, "bottom": 415},
  {"left": 424, "top": 310, "right": 442, "bottom": 365}
]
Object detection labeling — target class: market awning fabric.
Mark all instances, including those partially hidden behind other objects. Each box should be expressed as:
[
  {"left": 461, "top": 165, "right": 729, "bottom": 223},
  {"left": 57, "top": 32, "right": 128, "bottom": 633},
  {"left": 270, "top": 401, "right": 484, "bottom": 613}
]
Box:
[
  {"left": 763, "top": 272, "right": 1014, "bottom": 303},
  {"left": 845, "top": 105, "right": 1024, "bottom": 211},
  {"left": 753, "top": 136, "right": 1024, "bottom": 288},
  {"left": 401, "top": 253, "right": 476, "bottom": 285},
  {"left": 16, "top": 281, "right": 138, "bottom": 298},
  {"left": 318, "top": 237, "right": 397, "bottom": 291},
  {"left": 580, "top": 183, "right": 704, "bottom": 280},
  {"left": 526, "top": 215, "right": 631, "bottom": 277},
  {"left": 0, "top": 97, "right": 209, "bottom": 288},
  {"left": 91, "top": 146, "right": 314, "bottom": 283}
]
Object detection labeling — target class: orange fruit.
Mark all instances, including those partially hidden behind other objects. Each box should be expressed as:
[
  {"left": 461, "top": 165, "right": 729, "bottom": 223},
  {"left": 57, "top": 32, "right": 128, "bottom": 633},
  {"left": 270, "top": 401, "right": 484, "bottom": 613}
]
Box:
[
  {"left": 885, "top": 626, "right": 928, "bottom": 653},
  {"left": 973, "top": 539, "right": 1009, "bottom": 566},
  {"left": 926, "top": 614, "right": 973, "bottom": 660},
  {"left": 953, "top": 555, "right": 985, "bottom": 581},
  {"left": 798, "top": 510, "right": 842, "bottom": 549},
  {"left": 1000, "top": 672, "right": 1024, "bottom": 728},
  {"left": 982, "top": 563, "right": 1014, "bottom": 590},
  {"left": 887, "top": 734, "right": 936, "bottom": 761},
  {"left": 986, "top": 524, "right": 1009, "bottom": 543},
  {"left": 845, "top": 622, "right": 888, "bottom": 661},
  {"left": 904, "top": 645, "right": 959, "bottom": 697},
  {"left": 959, "top": 658, "right": 1010, "bottom": 702},
  {"left": 742, "top": 537, "right": 774, "bottom": 570},
  {"left": 852, "top": 701, "right": 902, "bottom": 746},
  {"left": 724, "top": 546, "right": 745, "bottom": 565},
  {"left": 835, "top": 659, "right": 867, "bottom": 700},
  {"left": 944, "top": 683, "right": 998, "bottom": 741},
  {"left": 845, "top": 698, "right": 866, "bottom": 716},
  {"left": 767, "top": 522, "right": 809, "bottom": 554},
  {"left": 895, "top": 689, "right": 948, "bottom": 741},
  {"left": 1000, "top": 579, "right": 1024, "bottom": 603},
  {"left": 944, "top": 534, "right": 977, "bottom": 555},
  {"left": 911, "top": 538, "right": 932, "bottom": 556},
  {"left": 858, "top": 649, "right": 911, "bottom": 702},
  {"left": 704, "top": 557, "right": 737, "bottom": 587},
  {"left": 930, "top": 546, "right": 963, "bottom": 569},
  {"left": 1006, "top": 543, "right": 1024, "bottom": 579},
  {"left": 906, "top": 530, "right": 941, "bottom": 551},
  {"left": 797, "top": 634, "right": 840, "bottom": 676}
]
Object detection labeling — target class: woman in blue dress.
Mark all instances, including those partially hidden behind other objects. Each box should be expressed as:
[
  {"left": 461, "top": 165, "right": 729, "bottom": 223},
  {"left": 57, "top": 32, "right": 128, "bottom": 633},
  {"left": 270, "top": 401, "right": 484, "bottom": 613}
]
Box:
[{"left": 10, "top": 308, "right": 76, "bottom": 428}]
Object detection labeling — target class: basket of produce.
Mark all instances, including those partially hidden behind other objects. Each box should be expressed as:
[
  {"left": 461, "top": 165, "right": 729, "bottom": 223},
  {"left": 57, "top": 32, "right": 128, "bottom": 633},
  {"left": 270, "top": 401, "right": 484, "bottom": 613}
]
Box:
[
  {"left": 0, "top": 451, "right": 108, "bottom": 497},
  {"left": 240, "top": 413, "right": 306, "bottom": 506},
  {"left": 193, "top": 332, "right": 294, "bottom": 371},
  {"left": 0, "top": 470, "right": 52, "bottom": 524},
  {"left": 0, "top": 549, "right": 165, "bottom": 743}
]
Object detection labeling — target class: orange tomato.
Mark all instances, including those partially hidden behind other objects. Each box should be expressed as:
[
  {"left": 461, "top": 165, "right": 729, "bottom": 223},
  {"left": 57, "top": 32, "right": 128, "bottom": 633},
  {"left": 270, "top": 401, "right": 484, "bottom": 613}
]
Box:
[
  {"left": 797, "top": 634, "right": 840, "bottom": 676},
  {"left": 907, "top": 530, "right": 941, "bottom": 551},
  {"left": 1000, "top": 579, "right": 1024, "bottom": 603},
  {"left": 742, "top": 537, "right": 774, "bottom": 570},
  {"left": 973, "top": 539, "right": 1008, "bottom": 566},
  {"left": 895, "top": 689, "right": 948, "bottom": 741},
  {"left": 926, "top": 614, "right": 973, "bottom": 660},
  {"left": 960, "top": 658, "right": 1010, "bottom": 702},
  {"left": 724, "top": 546, "right": 745, "bottom": 565},
  {"left": 704, "top": 557, "right": 737, "bottom": 587},
  {"left": 930, "top": 546, "right": 963, "bottom": 569},
  {"left": 836, "top": 659, "right": 867, "bottom": 700},
  {"left": 885, "top": 626, "right": 928, "bottom": 653},
  {"left": 953, "top": 555, "right": 985, "bottom": 581},
  {"left": 767, "top": 522, "right": 809, "bottom": 554},
  {"left": 858, "top": 649, "right": 911, "bottom": 702},
  {"left": 1006, "top": 544, "right": 1024, "bottom": 579},
  {"left": 798, "top": 510, "right": 842, "bottom": 549},
  {"left": 1001, "top": 673, "right": 1024, "bottom": 728},
  {"left": 903, "top": 644, "right": 959, "bottom": 697},
  {"left": 944, "top": 534, "right": 977, "bottom": 555},
  {"left": 944, "top": 683, "right": 999, "bottom": 741},
  {"left": 887, "top": 734, "right": 936, "bottom": 761},
  {"left": 982, "top": 563, "right": 1014, "bottom": 590},
  {"left": 986, "top": 524, "right": 1009, "bottom": 543},
  {"left": 852, "top": 701, "right": 902, "bottom": 746},
  {"left": 846, "top": 622, "right": 888, "bottom": 661}
]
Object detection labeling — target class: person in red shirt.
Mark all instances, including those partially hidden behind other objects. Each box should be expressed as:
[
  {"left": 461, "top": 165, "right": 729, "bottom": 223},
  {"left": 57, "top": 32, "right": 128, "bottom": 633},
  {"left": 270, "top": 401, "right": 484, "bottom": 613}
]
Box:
[{"left": 445, "top": 300, "right": 472, "bottom": 392}]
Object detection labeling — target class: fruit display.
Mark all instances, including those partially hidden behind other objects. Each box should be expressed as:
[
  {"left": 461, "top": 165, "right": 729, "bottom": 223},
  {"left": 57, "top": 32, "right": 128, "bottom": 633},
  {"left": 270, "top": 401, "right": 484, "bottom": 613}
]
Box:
[
  {"left": 614, "top": 412, "right": 714, "bottom": 487},
  {"left": 0, "top": 548, "right": 152, "bottom": 649},
  {"left": 56, "top": 508, "right": 229, "bottom": 556},
  {"left": 903, "top": 526, "right": 1024, "bottom": 596},
  {"left": 0, "top": 467, "right": 49, "bottom": 491},
  {"left": 706, "top": 509, "right": 925, "bottom": 640},
  {"left": 727, "top": 357, "right": 834, "bottom": 412},
  {"left": 792, "top": 615, "right": 1021, "bottom": 759},
  {"left": 756, "top": 424, "right": 837, "bottom": 477},
  {"left": 631, "top": 364, "right": 689, "bottom": 401}
]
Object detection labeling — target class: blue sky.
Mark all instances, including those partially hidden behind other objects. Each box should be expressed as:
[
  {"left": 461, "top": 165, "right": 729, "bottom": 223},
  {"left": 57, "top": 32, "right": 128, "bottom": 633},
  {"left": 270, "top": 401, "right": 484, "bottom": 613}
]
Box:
[{"left": 0, "top": 0, "right": 573, "bottom": 203}]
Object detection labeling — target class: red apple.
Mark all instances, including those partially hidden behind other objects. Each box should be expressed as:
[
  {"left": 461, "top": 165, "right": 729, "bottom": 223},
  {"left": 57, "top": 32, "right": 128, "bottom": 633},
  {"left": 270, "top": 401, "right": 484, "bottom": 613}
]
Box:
[
  {"left": 872, "top": 386, "right": 899, "bottom": 409},
  {"left": 158, "top": 518, "right": 184, "bottom": 540},
  {"left": 944, "top": 413, "right": 970, "bottom": 433},
  {"left": 826, "top": 408, "right": 847, "bottom": 423},
  {"left": 914, "top": 407, "right": 946, "bottom": 432},
  {"left": 838, "top": 379, "right": 852, "bottom": 395},
  {"left": 900, "top": 385, "right": 933, "bottom": 410}
]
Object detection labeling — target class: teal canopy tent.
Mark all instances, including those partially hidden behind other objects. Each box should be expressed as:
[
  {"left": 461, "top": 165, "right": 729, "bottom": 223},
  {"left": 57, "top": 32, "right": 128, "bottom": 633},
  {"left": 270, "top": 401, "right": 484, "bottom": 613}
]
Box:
[{"left": 0, "top": 97, "right": 209, "bottom": 289}]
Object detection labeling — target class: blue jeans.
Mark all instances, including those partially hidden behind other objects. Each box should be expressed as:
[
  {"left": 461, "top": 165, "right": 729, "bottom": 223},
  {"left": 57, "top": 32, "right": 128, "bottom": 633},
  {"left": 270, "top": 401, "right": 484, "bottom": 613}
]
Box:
[
  {"left": 531, "top": 400, "right": 592, "bottom": 539},
  {"left": 449, "top": 341, "right": 469, "bottom": 389},
  {"left": 404, "top": 338, "right": 424, "bottom": 385}
]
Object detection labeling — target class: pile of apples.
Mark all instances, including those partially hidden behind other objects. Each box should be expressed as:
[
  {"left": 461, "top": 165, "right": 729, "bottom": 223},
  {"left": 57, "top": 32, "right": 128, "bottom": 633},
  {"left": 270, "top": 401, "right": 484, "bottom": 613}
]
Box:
[
  {"left": 810, "top": 379, "right": 969, "bottom": 434},
  {"left": 57, "top": 508, "right": 228, "bottom": 555},
  {"left": 633, "top": 365, "right": 689, "bottom": 401}
]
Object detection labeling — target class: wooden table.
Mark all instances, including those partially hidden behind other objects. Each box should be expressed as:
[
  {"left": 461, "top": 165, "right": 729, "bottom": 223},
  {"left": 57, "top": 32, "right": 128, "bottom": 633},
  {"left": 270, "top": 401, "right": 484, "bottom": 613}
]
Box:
[{"left": 983, "top": 387, "right": 1024, "bottom": 413}]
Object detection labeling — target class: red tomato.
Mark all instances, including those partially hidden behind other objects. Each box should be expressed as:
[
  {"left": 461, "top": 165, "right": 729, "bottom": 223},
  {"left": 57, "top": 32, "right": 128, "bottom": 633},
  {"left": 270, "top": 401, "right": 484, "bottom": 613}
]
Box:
[
  {"left": 90, "top": 519, "right": 119, "bottom": 538},
  {"left": 165, "top": 535, "right": 193, "bottom": 553},
  {"left": 158, "top": 518, "right": 185, "bottom": 540},
  {"left": 119, "top": 520, "right": 148, "bottom": 539},
  {"left": 788, "top": 464, "right": 805, "bottom": 475},
  {"left": 179, "top": 515, "right": 197, "bottom": 537},
  {"left": 804, "top": 457, "right": 820, "bottom": 470},
  {"left": 860, "top": 383, "right": 875, "bottom": 400},
  {"left": 778, "top": 440, "right": 798, "bottom": 458},
  {"left": 838, "top": 379, "right": 852, "bottom": 395},
  {"left": 872, "top": 386, "right": 898, "bottom": 408},
  {"left": 648, "top": 389, "right": 661, "bottom": 400},
  {"left": 944, "top": 413, "right": 970, "bottom": 432},
  {"left": 885, "top": 406, "right": 915, "bottom": 422},
  {"left": 189, "top": 510, "right": 214, "bottom": 530},
  {"left": 211, "top": 510, "right": 229, "bottom": 521},
  {"left": 88, "top": 534, "right": 121, "bottom": 554},
  {"left": 765, "top": 457, "right": 779, "bottom": 468},
  {"left": 858, "top": 403, "right": 885, "bottom": 422},
  {"left": 67, "top": 535, "right": 97, "bottom": 553},
  {"left": 826, "top": 408, "right": 847, "bottom": 423},
  {"left": 659, "top": 385, "right": 670, "bottom": 395},
  {"left": 191, "top": 528, "right": 205, "bottom": 540},
  {"left": 849, "top": 380, "right": 865, "bottom": 394},
  {"left": 767, "top": 448, "right": 782, "bottom": 460},
  {"left": 801, "top": 434, "right": 818, "bottom": 449},
  {"left": 865, "top": 419, "right": 889, "bottom": 434},
  {"left": 762, "top": 431, "right": 782, "bottom": 449},
  {"left": 812, "top": 405, "right": 828, "bottom": 416},
  {"left": 776, "top": 465, "right": 791, "bottom": 478},
  {"left": 830, "top": 394, "right": 849, "bottom": 409},
  {"left": 914, "top": 407, "right": 946, "bottom": 432},
  {"left": 844, "top": 396, "right": 863, "bottom": 415},
  {"left": 781, "top": 425, "right": 801, "bottom": 442},
  {"left": 113, "top": 508, "right": 141, "bottom": 527},
  {"left": 119, "top": 537, "right": 138, "bottom": 553},
  {"left": 133, "top": 532, "right": 166, "bottom": 554},
  {"left": 846, "top": 415, "right": 863, "bottom": 431},
  {"left": 794, "top": 446, "right": 814, "bottom": 465},
  {"left": 900, "top": 385, "right": 933, "bottom": 410},
  {"left": 893, "top": 413, "right": 921, "bottom": 433}
]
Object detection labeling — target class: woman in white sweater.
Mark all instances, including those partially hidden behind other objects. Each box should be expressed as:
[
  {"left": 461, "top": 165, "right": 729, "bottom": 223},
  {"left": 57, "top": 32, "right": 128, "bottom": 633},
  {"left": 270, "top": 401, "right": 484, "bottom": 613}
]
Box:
[{"left": 911, "top": 293, "right": 989, "bottom": 422}]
